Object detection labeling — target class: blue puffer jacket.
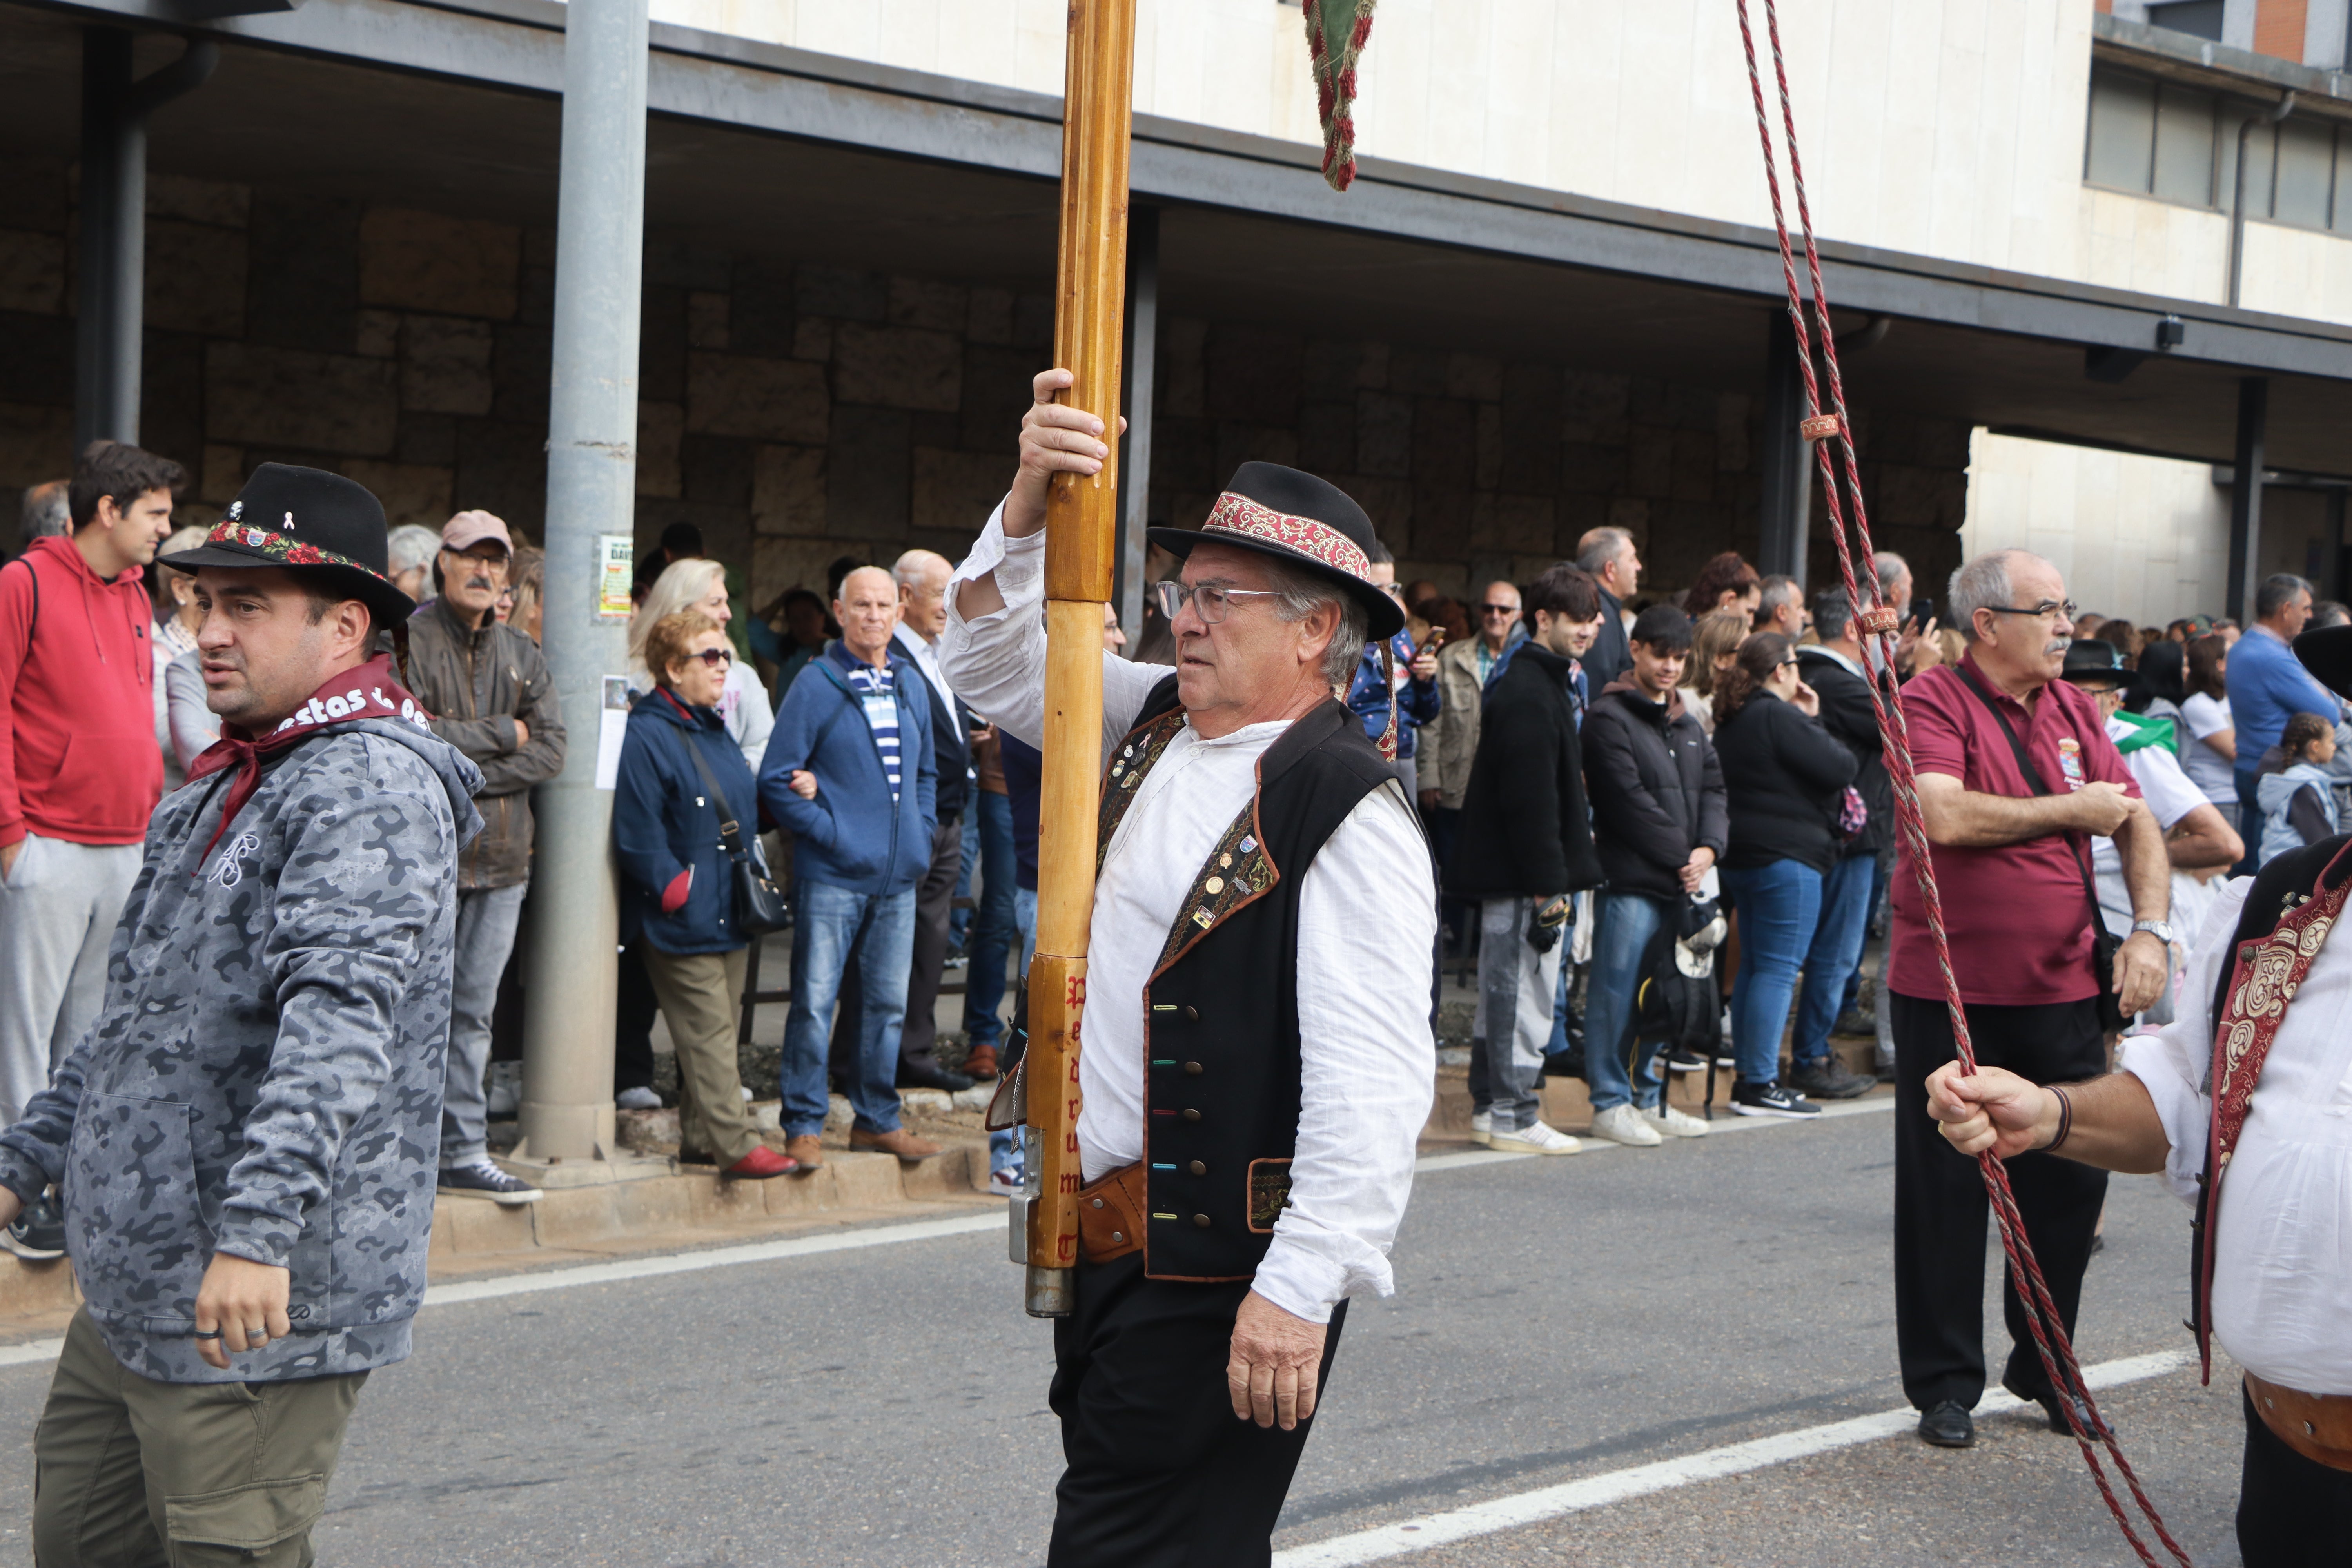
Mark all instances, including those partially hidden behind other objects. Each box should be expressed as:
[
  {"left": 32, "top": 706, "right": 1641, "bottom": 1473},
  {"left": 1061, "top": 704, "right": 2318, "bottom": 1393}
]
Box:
[
  {"left": 1347, "top": 629, "right": 1441, "bottom": 759},
  {"left": 614, "top": 688, "right": 762, "bottom": 955},
  {"left": 759, "top": 646, "right": 937, "bottom": 896}
]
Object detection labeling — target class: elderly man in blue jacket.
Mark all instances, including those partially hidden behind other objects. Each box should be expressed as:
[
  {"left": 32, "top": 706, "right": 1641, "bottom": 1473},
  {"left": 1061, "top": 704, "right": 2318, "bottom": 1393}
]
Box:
[{"left": 761, "top": 564, "right": 941, "bottom": 1170}]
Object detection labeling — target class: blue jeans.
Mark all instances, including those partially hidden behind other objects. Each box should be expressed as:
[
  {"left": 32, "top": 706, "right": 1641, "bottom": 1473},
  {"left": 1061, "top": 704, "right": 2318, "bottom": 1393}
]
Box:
[
  {"left": 783, "top": 880, "right": 916, "bottom": 1137},
  {"left": 1794, "top": 853, "right": 1874, "bottom": 1069},
  {"left": 2236, "top": 764, "right": 2264, "bottom": 875},
  {"left": 951, "top": 810, "right": 980, "bottom": 947},
  {"left": 960, "top": 791, "right": 1018, "bottom": 1047},
  {"left": 1583, "top": 890, "right": 1670, "bottom": 1112},
  {"left": 1721, "top": 858, "right": 1824, "bottom": 1087}
]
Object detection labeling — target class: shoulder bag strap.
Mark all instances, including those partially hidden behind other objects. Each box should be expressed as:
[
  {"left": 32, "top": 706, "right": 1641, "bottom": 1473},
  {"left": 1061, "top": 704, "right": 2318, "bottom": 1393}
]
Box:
[
  {"left": 679, "top": 733, "right": 748, "bottom": 866},
  {"left": 1953, "top": 663, "right": 2110, "bottom": 940}
]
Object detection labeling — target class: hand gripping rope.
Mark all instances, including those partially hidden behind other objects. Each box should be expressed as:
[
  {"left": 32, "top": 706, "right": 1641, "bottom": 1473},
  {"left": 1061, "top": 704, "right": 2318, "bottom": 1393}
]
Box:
[{"left": 1731, "top": 4, "right": 2193, "bottom": 1562}]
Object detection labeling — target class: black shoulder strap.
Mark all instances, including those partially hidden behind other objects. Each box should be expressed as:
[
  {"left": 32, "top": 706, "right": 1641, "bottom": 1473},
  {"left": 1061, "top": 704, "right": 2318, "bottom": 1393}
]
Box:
[
  {"left": 1953, "top": 662, "right": 2108, "bottom": 935},
  {"left": 679, "top": 732, "right": 748, "bottom": 865}
]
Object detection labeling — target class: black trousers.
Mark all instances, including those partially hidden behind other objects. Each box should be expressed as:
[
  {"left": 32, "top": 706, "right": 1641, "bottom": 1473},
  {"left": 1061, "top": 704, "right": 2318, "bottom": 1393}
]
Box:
[
  {"left": 1890, "top": 992, "right": 2108, "bottom": 1411},
  {"left": 2239, "top": 1384, "right": 2352, "bottom": 1566},
  {"left": 1048, "top": 1254, "right": 1345, "bottom": 1568}
]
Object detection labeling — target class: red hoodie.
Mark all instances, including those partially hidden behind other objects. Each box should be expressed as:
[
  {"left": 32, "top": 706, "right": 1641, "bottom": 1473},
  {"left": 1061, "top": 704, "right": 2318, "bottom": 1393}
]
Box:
[{"left": 0, "top": 536, "right": 163, "bottom": 848}]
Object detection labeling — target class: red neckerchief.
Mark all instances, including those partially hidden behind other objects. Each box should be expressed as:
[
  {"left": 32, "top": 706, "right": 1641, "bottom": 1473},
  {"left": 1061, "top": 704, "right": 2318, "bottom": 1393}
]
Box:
[
  {"left": 2195, "top": 837, "right": 2352, "bottom": 1380},
  {"left": 184, "top": 653, "right": 433, "bottom": 865}
]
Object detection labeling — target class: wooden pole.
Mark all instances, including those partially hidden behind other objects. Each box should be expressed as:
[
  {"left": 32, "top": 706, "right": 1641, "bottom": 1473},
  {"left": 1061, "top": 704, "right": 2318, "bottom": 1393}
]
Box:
[{"left": 1024, "top": 0, "right": 1134, "bottom": 1318}]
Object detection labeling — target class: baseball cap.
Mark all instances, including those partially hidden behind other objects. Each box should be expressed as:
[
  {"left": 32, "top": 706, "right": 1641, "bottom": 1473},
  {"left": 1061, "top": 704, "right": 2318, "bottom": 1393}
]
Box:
[{"left": 442, "top": 510, "right": 512, "bottom": 555}]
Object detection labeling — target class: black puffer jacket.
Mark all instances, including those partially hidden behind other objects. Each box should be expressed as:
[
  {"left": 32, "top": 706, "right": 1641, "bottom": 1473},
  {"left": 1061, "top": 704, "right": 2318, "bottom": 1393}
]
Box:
[
  {"left": 1583, "top": 679, "right": 1727, "bottom": 900},
  {"left": 1711, "top": 688, "right": 1857, "bottom": 873},
  {"left": 1796, "top": 646, "right": 1890, "bottom": 858},
  {"left": 1446, "top": 641, "right": 1602, "bottom": 900}
]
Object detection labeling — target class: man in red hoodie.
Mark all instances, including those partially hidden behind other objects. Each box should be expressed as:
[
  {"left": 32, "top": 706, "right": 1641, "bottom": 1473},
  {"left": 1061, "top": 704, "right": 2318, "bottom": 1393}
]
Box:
[{"left": 0, "top": 440, "right": 182, "bottom": 1255}]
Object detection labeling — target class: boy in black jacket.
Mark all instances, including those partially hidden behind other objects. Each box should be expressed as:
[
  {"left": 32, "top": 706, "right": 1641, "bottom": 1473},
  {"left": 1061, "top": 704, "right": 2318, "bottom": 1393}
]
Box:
[
  {"left": 1448, "top": 564, "right": 1607, "bottom": 1154},
  {"left": 1580, "top": 605, "right": 1727, "bottom": 1147}
]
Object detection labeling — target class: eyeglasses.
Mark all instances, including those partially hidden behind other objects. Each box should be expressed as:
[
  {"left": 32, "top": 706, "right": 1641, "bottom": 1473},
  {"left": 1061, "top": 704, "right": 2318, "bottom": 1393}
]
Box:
[
  {"left": 1377, "top": 581, "right": 1405, "bottom": 599},
  {"left": 684, "top": 647, "right": 732, "bottom": 668},
  {"left": 1985, "top": 600, "right": 2078, "bottom": 622},
  {"left": 1480, "top": 603, "right": 1518, "bottom": 617},
  {"left": 1154, "top": 581, "right": 1285, "bottom": 624}
]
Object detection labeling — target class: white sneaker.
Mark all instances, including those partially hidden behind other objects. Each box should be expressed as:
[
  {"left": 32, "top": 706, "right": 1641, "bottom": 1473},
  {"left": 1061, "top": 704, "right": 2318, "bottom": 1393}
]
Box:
[
  {"left": 1469, "top": 1111, "right": 1494, "bottom": 1147},
  {"left": 1643, "top": 1103, "right": 1710, "bottom": 1139},
  {"left": 1488, "top": 1120, "right": 1581, "bottom": 1155},
  {"left": 1588, "top": 1104, "right": 1664, "bottom": 1147},
  {"left": 739, "top": 1085, "right": 755, "bottom": 1103},
  {"left": 615, "top": 1086, "right": 662, "bottom": 1111},
  {"left": 987, "top": 1167, "right": 1023, "bottom": 1198}
]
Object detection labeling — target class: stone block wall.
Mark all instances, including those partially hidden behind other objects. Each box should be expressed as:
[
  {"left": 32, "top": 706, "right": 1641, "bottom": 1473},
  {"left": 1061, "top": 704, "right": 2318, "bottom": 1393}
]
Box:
[{"left": 0, "top": 157, "right": 1967, "bottom": 618}]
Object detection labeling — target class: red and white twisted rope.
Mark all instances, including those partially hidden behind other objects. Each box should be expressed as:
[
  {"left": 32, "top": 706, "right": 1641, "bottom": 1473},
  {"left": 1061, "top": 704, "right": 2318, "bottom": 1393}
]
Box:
[{"left": 1730, "top": 3, "right": 2192, "bottom": 1561}]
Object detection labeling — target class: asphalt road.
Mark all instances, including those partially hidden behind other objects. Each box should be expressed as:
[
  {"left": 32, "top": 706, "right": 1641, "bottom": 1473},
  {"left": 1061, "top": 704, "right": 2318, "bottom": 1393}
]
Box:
[{"left": 0, "top": 1102, "right": 2250, "bottom": 1567}]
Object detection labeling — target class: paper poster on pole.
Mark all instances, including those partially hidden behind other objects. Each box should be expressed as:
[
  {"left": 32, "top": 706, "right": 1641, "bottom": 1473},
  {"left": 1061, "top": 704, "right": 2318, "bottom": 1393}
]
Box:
[
  {"left": 593, "top": 676, "right": 632, "bottom": 790},
  {"left": 595, "top": 534, "right": 634, "bottom": 620}
]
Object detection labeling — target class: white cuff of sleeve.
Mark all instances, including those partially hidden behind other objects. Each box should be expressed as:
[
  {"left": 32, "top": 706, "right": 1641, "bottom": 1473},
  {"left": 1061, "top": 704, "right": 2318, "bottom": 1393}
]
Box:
[{"left": 1249, "top": 1232, "right": 1393, "bottom": 1326}]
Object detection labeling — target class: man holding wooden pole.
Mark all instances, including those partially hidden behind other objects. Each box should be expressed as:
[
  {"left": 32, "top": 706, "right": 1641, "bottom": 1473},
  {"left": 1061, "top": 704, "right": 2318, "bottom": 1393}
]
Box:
[{"left": 942, "top": 376, "right": 1436, "bottom": 1562}]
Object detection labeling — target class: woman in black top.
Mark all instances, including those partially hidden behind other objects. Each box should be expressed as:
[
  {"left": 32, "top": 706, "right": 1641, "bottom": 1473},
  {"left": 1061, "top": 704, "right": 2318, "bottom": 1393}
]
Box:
[{"left": 1710, "top": 633, "right": 1857, "bottom": 1114}]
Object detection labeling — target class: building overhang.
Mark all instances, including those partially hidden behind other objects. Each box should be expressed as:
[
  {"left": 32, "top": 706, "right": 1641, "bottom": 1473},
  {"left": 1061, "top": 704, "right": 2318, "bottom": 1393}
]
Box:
[{"left": 7, "top": 0, "right": 2352, "bottom": 474}]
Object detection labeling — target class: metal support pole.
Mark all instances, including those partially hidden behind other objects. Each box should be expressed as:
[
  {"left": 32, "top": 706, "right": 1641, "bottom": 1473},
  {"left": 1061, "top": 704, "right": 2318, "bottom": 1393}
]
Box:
[
  {"left": 2328, "top": 487, "right": 2348, "bottom": 606},
  {"left": 73, "top": 30, "right": 217, "bottom": 453},
  {"left": 517, "top": 0, "right": 649, "bottom": 1165},
  {"left": 1758, "top": 311, "right": 1813, "bottom": 587},
  {"left": 1114, "top": 205, "right": 1158, "bottom": 652},
  {"left": 2227, "top": 376, "right": 2268, "bottom": 625}
]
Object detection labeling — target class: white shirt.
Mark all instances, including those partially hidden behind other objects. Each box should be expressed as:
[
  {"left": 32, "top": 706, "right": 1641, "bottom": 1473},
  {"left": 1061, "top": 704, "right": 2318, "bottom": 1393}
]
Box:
[
  {"left": 2179, "top": 693, "right": 2237, "bottom": 806},
  {"left": 2092, "top": 714, "right": 2209, "bottom": 938},
  {"left": 2120, "top": 878, "right": 2352, "bottom": 1394},
  {"left": 939, "top": 506, "right": 1437, "bottom": 1324}
]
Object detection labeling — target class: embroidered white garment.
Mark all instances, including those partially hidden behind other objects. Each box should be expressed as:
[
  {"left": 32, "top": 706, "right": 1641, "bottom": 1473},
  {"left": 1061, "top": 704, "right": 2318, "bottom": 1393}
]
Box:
[
  {"left": 940, "top": 505, "right": 1436, "bottom": 1323},
  {"left": 2120, "top": 876, "right": 2352, "bottom": 1395}
]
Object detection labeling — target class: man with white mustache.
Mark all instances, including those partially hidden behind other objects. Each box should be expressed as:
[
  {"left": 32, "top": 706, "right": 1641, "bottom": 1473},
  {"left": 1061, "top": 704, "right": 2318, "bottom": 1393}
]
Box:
[{"left": 1883, "top": 548, "right": 2173, "bottom": 1451}]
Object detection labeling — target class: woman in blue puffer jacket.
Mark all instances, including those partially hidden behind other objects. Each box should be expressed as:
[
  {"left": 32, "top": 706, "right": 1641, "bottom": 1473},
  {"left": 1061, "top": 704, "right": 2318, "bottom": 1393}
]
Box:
[{"left": 612, "top": 609, "right": 796, "bottom": 1180}]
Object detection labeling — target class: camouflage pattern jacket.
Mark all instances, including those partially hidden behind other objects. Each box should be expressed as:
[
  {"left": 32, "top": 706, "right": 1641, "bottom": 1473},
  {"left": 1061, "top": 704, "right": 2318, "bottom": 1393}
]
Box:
[{"left": 0, "top": 715, "right": 482, "bottom": 1382}]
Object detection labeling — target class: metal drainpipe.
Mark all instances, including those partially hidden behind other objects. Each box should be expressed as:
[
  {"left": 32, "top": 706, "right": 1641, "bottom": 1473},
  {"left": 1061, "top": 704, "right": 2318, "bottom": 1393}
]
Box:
[
  {"left": 2227, "top": 91, "right": 2296, "bottom": 310},
  {"left": 74, "top": 29, "right": 218, "bottom": 450},
  {"left": 517, "top": 0, "right": 649, "bottom": 1167}
]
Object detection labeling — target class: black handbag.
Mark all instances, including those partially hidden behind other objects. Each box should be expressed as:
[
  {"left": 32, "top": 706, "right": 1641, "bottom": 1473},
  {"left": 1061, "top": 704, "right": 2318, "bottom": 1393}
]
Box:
[
  {"left": 1954, "top": 666, "right": 2129, "bottom": 1031},
  {"left": 679, "top": 739, "right": 790, "bottom": 938}
]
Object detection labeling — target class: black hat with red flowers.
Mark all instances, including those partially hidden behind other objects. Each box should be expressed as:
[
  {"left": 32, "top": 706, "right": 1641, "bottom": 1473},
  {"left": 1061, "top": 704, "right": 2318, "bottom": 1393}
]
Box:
[
  {"left": 1147, "top": 462, "right": 1403, "bottom": 640},
  {"left": 159, "top": 463, "right": 414, "bottom": 632}
]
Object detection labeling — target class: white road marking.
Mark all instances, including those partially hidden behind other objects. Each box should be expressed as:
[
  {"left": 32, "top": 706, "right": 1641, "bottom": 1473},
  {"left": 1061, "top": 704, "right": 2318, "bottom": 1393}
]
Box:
[
  {"left": 1270, "top": 1347, "right": 2197, "bottom": 1567},
  {"left": 0, "top": 1339, "right": 60, "bottom": 1368}
]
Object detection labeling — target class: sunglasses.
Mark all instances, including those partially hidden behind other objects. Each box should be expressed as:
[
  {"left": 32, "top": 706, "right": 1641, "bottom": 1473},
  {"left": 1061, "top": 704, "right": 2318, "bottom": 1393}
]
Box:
[
  {"left": 684, "top": 647, "right": 732, "bottom": 668},
  {"left": 1480, "top": 603, "right": 1517, "bottom": 617}
]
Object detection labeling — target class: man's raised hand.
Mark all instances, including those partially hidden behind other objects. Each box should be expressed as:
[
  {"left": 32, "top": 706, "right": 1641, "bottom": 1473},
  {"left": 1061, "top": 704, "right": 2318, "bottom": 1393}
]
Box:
[{"left": 1005, "top": 368, "right": 1127, "bottom": 539}]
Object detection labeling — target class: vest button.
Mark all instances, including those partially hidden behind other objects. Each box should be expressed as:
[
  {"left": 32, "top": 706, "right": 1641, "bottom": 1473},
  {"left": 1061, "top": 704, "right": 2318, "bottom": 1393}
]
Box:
[
  {"left": 1191, "top": 1213, "right": 1211, "bottom": 1228},
  {"left": 1181, "top": 1108, "right": 1201, "bottom": 1123},
  {"left": 1189, "top": 1160, "right": 1207, "bottom": 1176},
  {"left": 1184, "top": 1005, "right": 1199, "bottom": 1021},
  {"left": 1183, "top": 1061, "right": 1203, "bottom": 1076}
]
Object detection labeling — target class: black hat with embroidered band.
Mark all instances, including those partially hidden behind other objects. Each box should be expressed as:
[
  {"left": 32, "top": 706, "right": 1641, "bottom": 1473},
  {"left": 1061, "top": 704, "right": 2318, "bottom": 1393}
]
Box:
[
  {"left": 158, "top": 463, "right": 415, "bottom": 633},
  {"left": 2294, "top": 621, "right": 2352, "bottom": 699},
  {"left": 1147, "top": 462, "right": 1404, "bottom": 640}
]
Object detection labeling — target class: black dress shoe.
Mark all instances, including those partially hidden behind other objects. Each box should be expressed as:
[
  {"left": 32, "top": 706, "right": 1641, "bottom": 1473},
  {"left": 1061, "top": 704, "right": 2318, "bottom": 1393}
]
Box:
[
  {"left": 2006, "top": 1381, "right": 2111, "bottom": 1439},
  {"left": 897, "top": 1060, "right": 975, "bottom": 1093},
  {"left": 1918, "top": 1400, "right": 1975, "bottom": 1447}
]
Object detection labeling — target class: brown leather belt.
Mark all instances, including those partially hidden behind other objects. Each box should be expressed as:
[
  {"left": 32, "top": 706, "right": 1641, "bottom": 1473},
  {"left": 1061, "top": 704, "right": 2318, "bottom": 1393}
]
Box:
[
  {"left": 2247, "top": 1372, "right": 2352, "bottom": 1472},
  {"left": 1077, "top": 1163, "right": 1145, "bottom": 1263}
]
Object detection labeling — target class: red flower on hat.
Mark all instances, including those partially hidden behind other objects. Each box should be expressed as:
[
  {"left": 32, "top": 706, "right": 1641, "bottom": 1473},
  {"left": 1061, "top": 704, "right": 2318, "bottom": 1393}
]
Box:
[{"left": 284, "top": 544, "right": 326, "bottom": 565}]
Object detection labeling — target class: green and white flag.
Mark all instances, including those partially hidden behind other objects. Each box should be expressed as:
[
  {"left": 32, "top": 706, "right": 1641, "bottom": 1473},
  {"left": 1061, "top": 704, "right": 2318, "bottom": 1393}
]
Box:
[{"left": 1301, "top": 0, "right": 1376, "bottom": 191}]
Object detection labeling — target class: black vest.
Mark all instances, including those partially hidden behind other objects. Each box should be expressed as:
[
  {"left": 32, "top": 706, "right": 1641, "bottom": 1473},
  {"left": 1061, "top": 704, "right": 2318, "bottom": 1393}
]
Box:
[{"left": 1098, "top": 679, "right": 1394, "bottom": 1282}]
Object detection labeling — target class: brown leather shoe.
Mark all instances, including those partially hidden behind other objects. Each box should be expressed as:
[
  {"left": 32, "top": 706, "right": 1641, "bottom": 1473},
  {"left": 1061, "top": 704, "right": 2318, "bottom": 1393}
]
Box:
[
  {"left": 850, "top": 1126, "right": 942, "bottom": 1161},
  {"left": 784, "top": 1133, "right": 824, "bottom": 1172},
  {"left": 962, "top": 1043, "right": 1000, "bottom": 1080}
]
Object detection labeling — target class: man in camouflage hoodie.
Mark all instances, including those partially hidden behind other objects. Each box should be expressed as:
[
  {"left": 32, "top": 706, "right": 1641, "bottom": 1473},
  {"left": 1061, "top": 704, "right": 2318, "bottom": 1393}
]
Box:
[{"left": 0, "top": 465, "right": 481, "bottom": 1566}]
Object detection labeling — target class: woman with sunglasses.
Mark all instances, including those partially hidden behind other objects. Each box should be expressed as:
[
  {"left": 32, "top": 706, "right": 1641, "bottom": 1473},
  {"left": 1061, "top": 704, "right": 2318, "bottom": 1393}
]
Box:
[
  {"left": 1710, "top": 631, "right": 1864, "bottom": 1116},
  {"left": 611, "top": 609, "right": 797, "bottom": 1180}
]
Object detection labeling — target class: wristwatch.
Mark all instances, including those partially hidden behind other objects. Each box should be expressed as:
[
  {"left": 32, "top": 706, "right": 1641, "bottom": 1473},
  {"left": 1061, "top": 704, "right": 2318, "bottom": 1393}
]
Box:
[{"left": 2131, "top": 919, "right": 2176, "bottom": 944}]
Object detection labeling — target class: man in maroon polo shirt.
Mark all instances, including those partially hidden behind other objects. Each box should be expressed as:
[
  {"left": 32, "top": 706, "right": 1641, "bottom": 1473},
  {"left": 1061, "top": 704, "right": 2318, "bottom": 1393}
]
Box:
[{"left": 1888, "top": 549, "right": 2172, "bottom": 1451}]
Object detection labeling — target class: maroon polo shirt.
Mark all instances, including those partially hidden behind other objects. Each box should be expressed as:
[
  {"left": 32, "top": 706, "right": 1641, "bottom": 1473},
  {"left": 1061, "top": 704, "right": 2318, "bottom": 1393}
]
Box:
[{"left": 1889, "top": 654, "right": 2140, "bottom": 1007}]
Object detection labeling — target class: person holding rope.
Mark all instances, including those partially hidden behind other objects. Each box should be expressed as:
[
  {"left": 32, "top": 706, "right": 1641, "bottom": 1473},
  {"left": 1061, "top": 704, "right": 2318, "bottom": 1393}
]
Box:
[
  {"left": 1928, "top": 607, "right": 2352, "bottom": 1563},
  {"left": 941, "top": 369, "right": 1434, "bottom": 1566},
  {"left": 1888, "top": 549, "right": 2174, "bottom": 1450}
]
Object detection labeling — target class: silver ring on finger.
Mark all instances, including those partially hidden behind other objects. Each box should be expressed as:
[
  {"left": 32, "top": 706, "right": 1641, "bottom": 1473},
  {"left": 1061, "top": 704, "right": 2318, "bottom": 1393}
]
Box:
[{"left": 246, "top": 1326, "right": 269, "bottom": 1341}]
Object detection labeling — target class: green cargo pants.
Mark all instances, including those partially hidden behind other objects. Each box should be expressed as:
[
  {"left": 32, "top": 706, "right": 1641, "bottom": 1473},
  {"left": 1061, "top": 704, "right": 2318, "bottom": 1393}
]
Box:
[{"left": 32, "top": 1308, "right": 367, "bottom": 1567}]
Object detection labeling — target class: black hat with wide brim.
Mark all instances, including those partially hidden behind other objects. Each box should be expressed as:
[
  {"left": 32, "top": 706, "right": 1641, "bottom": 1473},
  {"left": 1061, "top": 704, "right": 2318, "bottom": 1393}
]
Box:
[
  {"left": 158, "top": 463, "right": 415, "bottom": 633},
  {"left": 1147, "top": 461, "right": 1403, "bottom": 640},
  {"left": 2295, "top": 623, "right": 2352, "bottom": 699}
]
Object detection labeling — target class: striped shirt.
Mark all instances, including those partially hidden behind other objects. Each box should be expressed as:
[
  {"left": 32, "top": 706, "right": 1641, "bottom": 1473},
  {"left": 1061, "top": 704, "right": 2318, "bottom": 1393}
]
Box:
[{"left": 842, "top": 655, "right": 902, "bottom": 802}]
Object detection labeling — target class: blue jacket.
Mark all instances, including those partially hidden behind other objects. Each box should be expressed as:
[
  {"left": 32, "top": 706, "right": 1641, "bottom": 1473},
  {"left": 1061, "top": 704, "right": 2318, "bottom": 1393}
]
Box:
[
  {"left": 759, "top": 645, "right": 937, "bottom": 896},
  {"left": 1347, "top": 630, "right": 1441, "bottom": 759},
  {"left": 614, "top": 688, "right": 761, "bottom": 955},
  {"left": 2227, "top": 625, "right": 2341, "bottom": 767}
]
